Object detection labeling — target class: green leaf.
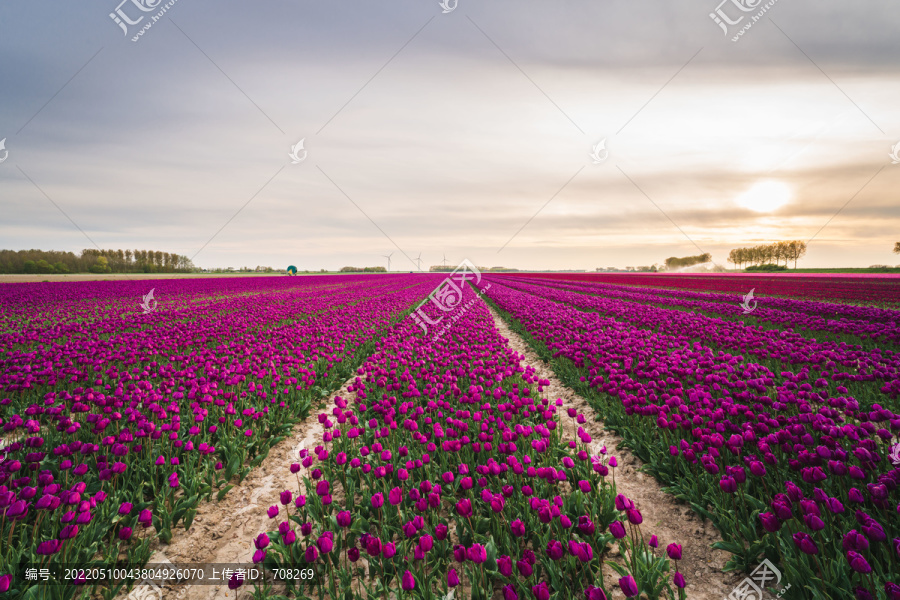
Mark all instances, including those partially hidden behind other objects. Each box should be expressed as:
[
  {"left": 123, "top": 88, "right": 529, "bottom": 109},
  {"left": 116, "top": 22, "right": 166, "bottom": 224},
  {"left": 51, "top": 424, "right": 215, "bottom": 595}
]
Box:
[{"left": 217, "top": 485, "right": 235, "bottom": 501}]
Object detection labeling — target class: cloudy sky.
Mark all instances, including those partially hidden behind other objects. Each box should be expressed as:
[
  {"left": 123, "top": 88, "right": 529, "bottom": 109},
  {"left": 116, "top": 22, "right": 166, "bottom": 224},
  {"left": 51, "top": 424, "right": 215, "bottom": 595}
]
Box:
[{"left": 1, "top": 0, "right": 898, "bottom": 270}]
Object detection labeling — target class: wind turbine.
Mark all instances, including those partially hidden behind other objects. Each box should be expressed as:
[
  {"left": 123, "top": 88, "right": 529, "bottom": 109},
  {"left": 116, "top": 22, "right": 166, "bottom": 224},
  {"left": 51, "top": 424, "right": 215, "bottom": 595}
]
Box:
[
  {"left": 415, "top": 252, "right": 423, "bottom": 272},
  {"left": 382, "top": 252, "right": 393, "bottom": 272},
  {"left": 442, "top": 254, "right": 448, "bottom": 268}
]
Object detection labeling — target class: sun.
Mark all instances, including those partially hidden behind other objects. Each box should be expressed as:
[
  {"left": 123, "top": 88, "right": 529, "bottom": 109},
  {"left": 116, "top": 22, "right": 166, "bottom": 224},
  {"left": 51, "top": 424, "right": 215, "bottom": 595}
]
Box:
[{"left": 734, "top": 180, "right": 793, "bottom": 213}]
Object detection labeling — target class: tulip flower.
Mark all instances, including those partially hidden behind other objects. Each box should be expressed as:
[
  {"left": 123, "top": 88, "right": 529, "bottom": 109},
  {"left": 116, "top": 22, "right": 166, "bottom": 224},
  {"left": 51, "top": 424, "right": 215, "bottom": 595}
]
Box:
[
  {"left": 847, "top": 551, "right": 872, "bottom": 574},
  {"left": 532, "top": 582, "right": 550, "bottom": 600},
  {"left": 336, "top": 511, "right": 352, "bottom": 528},
  {"left": 467, "top": 543, "right": 487, "bottom": 564},
  {"left": 619, "top": 575, "right": 639, "bottom": 598},
  {"left": 792, "top": 532, "right": 819, "bottom": 555},
  {"left": 666, "top": 543, "right": 683, "bottom": 561}
]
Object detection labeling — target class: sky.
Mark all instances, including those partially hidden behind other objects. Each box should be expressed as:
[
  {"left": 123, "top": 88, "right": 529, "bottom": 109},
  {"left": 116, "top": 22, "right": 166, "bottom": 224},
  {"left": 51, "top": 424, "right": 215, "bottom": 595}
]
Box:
[{"left": 1, "top": 0, "right": 899, "bottom": 271}]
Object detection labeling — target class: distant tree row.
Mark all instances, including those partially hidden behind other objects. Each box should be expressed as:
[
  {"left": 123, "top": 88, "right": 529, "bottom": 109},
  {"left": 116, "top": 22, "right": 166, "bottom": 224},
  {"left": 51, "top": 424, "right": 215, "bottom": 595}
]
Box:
[
  {"left": 894, "top": 242, "right": 900, "bottom": 254},
  {"left": 339, "top": 266, "right": 387, "bottom": 273},
  {"left": 727, "top": 241, "right": 807, "bottom": 269},
  {"left": 0, "top": 248, "right": 196, "bottom": 274},
  {"left": 664, "top": 253, "right": 711, "bottom": 270}
]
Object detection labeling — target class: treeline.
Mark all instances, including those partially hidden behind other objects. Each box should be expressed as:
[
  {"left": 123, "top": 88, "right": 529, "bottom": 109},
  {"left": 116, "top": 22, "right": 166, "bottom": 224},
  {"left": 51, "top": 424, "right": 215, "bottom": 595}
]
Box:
[
  {"left": 429, "top": 266, "right": 520, "bottom": 272},
  {"left": 664, "top": 253, "right": 711, "bottom": 270},
  {"left": 0, "top": 249, "right": 196, "bottom": 274},
  {"left": 727, "top": 241, "right": 807, "bottom": 269},
  {"left": 339, "top": 266, "right": 387, "bottom": 273}
]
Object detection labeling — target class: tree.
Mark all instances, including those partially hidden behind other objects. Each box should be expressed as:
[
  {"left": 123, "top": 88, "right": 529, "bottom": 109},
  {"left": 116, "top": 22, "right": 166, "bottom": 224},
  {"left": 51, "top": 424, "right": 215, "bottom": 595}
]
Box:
[
  {"left": 894, "top": 242, "right": 900, "bottom": 254},
  {"left": 790, "top": 240, "right": 807, "bottom": 268},
  {"left": 89, "top": 256, "right": 111, "bottom": 273}
]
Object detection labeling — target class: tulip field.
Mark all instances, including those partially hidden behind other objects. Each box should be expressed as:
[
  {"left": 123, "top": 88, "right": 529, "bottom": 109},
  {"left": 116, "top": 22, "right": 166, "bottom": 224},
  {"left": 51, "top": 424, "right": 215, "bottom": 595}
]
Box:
[
  {"left": 475, "top": 274, "right": 900, "bottom": 600},
  {"left": 1, "top": 273, "right": 899, "bottom": 600}
]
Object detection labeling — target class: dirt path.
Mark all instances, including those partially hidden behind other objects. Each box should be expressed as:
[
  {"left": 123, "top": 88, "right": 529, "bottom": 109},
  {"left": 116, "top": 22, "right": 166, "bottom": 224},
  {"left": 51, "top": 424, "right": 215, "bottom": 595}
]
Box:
[
  {"left": 127, "top": 379, "right": 352, "bottom": 600},
  {"left": 488, "top": 308, "right": 742, "bottom": 600}
]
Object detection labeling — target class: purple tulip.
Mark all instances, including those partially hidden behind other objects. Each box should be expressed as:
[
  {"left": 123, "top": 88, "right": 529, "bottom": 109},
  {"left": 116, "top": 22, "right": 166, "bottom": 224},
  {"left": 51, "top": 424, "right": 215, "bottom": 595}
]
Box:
[
  {"left": 468, "top": 543, "right": 487, "bottom": 564},
  {"left": 759, "top": 512, "right": 781, "bottom": 533},
  {"left": 228, "top": 573, "right": 244, "bottom": 590},
  {"left": 532, "top": 582, "right": 550, "bottom": 600},
  {"left": 854, "top": 587, "right": 874, "bottom": 600},
  {"left": 792, "top": 532, "right": 818, "bottom": 555},
  {"left": 609, "top": 521, "right": 627, "bottom": 539},
  {"left": 401, "top": 570, "right": 415, "bottom": 591},
  {"left": 517, "top": 559, "right": 533, "bottom": 577},
  {"left": 719, "top": 476, "right": 737, "bottom": 494},
  {"left": 448, "top": 568, "right": 460, "bottom": 587},
  {"left": 317, "top": 535, "right": 333, "bottom": 554},
  {"left": 36, "top": 539, "right": 61, "bottom": 555},
  {"left": 884, "top": 582, "right": 900, "bottom": 600},
  {"left": 666, "top": 543, "right": 683, "bottom": 560},
  {"left": 336, "top": 511, "right": 352, "bottom": 528},
  {"left": 456, "top": 498, "right": 472, "bottom": 517},
  {"left": 578, "top": 515, "right": 596, "bottom": 536},
  {"left": 847, "top": 551, "right": 872, "bottom": 574},
  {"left": 619, "top": 575, "right": 639, "bottom": 598},
  {"left": 843, "top": 530, "right": 870, "bottom": 552}
]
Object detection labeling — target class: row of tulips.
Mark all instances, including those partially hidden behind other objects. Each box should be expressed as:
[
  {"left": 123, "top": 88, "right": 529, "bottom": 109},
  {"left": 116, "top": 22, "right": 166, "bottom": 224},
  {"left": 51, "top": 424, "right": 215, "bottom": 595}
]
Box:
[
  {"left": 478, "top": 276, "right": 900, "bottom": 600},
  {"left": 514, "top": 273, "right": 900, "bottom": 306},
  {"left": 493, "top": 275, "right": 900, "bottom": 406},
  {"left": 0, "top": 275, "right": 444, "bottom": 599},
  {"left": 506, "top": 275, "right": 900, "bottom": 345},
  {"left": 251, "top": 282, "right": 687, "bottom": 600}
]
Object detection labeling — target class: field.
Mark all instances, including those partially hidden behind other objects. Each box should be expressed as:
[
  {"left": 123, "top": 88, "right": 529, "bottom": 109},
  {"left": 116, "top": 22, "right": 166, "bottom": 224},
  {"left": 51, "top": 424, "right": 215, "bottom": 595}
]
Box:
[{"left": 0, "top": 273, "right": 898, "bottom": 600}]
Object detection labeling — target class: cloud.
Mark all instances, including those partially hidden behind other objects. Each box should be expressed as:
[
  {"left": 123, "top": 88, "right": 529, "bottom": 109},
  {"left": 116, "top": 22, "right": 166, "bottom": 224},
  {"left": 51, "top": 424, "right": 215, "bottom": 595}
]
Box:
[{"left": 1, "top": 0, "right": 899, "bottom": 270}]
